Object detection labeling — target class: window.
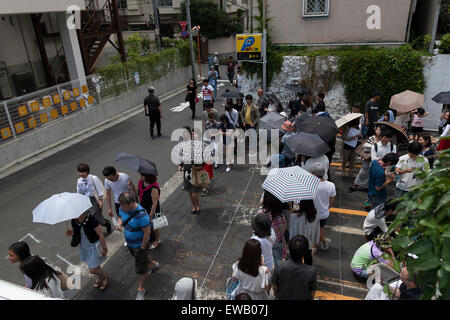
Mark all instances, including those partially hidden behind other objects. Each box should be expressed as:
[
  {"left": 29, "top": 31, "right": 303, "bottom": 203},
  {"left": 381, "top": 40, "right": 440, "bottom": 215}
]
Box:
[
  {"left": 302, "top": 0, "right": 330, "bottom": 17},
  {"left": 158, "top": 0, "right": 173, "bottom": 7}
]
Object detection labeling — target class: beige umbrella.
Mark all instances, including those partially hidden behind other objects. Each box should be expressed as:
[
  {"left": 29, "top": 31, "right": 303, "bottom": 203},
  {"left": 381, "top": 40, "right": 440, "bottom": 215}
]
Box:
[
  {"left": 389, "top": 90, "right": 424, "bottom": 114},
  {"left": 335, "top": 113, "right": 363, "bottom": 129}
]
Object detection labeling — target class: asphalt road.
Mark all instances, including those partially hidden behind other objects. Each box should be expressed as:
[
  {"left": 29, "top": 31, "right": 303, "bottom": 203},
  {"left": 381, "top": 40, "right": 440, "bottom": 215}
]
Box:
[{"left": 0, "top": 81, "right": 230, "bottom": 288}]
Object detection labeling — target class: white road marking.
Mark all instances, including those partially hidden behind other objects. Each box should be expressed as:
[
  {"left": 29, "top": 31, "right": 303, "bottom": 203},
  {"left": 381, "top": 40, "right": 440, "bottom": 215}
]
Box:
[{"left": 169, "top": 83, "right": 226, "bottom": 113}]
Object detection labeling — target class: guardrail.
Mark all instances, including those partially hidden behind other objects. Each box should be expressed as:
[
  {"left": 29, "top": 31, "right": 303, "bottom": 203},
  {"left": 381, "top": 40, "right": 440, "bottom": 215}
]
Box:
[{"left": 0, "top": 62, "right": 166, "bottom": 144}]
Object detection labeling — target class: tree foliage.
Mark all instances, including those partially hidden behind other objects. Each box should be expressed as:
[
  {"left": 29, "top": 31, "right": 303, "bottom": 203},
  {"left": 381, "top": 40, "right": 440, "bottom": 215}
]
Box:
[
  {"left": 180, "top": 0, "right": 243, "bottom": 39},
  {"left": 336, "top": 45, "right": 426, "bottom": 112},
  {"left": 389, "top": 147, "right": 450, "bottom": 300}
]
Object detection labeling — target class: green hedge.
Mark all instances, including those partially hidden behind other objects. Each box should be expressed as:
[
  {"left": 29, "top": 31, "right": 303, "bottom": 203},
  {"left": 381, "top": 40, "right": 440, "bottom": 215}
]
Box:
[
  {"left": 440, "top": 33, "right": 450, "bottom": 54},
  {"left": 336, "top": 45, "right": 426, "bottom": 112},
  {"left": 95, "top": 40, "right": 192, "bottom": 96}
]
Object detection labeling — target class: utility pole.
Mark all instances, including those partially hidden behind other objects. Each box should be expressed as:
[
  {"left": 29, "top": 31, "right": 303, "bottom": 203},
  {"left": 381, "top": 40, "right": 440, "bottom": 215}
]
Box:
[
  {"left": 185, "top": 0, "right": 197, "bottom": 80},
  {"left": 153, "top": 0, "right": 162, "bottom": 48},
  {"left": 249, "top": 0, "right": 253, "bottom": 33},
  {"left": 262, "top": 0, "right": 267, "bottom": 91}
]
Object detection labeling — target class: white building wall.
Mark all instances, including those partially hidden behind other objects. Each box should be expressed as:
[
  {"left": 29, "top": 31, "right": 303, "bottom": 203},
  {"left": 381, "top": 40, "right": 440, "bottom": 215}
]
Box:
[{"left": 0, "top": 0, "right": 85, "bottom": 14}]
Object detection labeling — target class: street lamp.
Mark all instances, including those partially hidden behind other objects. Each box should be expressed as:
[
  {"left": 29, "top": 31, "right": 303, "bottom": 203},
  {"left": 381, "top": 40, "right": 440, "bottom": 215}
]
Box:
[{"left": 191, "top": 25, "right": 201, "bottom": 78}]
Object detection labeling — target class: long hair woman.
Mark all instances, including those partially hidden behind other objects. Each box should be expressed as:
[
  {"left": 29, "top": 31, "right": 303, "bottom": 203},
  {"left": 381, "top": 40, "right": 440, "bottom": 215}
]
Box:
[
  {"left": 20, "top": 255, "right": 64, "bottom": 298},
  {"left": 8, "top": 241, "right": 32, "bottom": 288},
  {"left": 231, "top": 239, "right": 270, "bottom": 300},
  {"left": 289, "top": 200, "right": 320, "bottom": 265}
]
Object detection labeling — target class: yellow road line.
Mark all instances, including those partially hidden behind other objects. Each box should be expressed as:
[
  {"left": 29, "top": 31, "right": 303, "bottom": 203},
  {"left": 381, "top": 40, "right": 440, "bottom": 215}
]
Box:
[
  {"left": 315, "top": 290, "right": 360, "bottom": 300},
  {"left": 330, "top": 207, "right": 368, "bottom": 217}
]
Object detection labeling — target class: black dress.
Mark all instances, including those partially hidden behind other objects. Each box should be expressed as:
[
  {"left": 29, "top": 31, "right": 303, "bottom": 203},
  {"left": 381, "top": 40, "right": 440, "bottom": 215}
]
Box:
[
  {"left": 186, "top": 84, "right": 197, "bottom": 117},
  {"left": 140, "top": 183, "right": 161, "bottom": 214}
]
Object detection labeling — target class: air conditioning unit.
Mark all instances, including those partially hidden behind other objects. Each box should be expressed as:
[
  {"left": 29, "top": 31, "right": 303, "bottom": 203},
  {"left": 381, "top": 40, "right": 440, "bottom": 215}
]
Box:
[{"left": 12, "top": 71, "right": 36, "bottom": 96}]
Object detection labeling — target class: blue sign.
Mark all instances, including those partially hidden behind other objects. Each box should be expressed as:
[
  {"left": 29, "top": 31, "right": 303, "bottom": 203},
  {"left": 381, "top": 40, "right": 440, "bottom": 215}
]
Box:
[
  {"left": 181, "top": 29, "right": 189, "bottom": 38},
  {"left": 240, "top": 37, "right": 255, "bottom": 51}
]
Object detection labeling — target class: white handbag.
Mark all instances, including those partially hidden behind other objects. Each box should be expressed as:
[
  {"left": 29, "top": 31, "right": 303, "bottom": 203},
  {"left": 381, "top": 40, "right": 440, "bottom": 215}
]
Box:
[{"left": 152, "top": 212, "right": 168, "bottom": 230}]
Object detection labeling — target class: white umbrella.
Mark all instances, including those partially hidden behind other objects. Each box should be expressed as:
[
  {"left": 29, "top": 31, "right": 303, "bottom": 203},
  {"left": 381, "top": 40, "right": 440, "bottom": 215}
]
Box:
[
  {"left": 32, "top": 192, "right": 92, "bottom": 225},
  {"left": 335, "top": 113, "right": 363, "bottom": 129}
]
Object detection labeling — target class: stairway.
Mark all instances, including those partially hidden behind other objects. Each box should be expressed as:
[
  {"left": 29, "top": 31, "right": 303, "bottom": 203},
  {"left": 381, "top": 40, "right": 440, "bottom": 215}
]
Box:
[{"left": 78, "top": 0, "right": 128, "bottom": 74}]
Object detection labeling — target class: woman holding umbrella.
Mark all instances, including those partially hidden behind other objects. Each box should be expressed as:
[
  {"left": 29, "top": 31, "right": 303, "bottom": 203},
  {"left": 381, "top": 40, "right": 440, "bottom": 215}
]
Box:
[
  {"left": 66, "top": 210, "right": 109, "bottom": 291},
  {"left": 177, "top": 126, "right": 203, "bottom": 214}
]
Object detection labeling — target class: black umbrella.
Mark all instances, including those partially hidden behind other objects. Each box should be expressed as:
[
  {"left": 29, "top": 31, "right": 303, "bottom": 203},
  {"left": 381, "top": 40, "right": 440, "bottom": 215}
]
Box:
[
  {"left": 432, "top": 91, "right": 450, "bottom": 104},
  {"left": 296, "top": 116, "right": 339, "bottom": 143},
  {"left": 221, "top": 91, "right": 244, "bottom": 99},
  {"left": 294, "top": 113, "right": 311, "bottom": 131},
  {"left": 115, "top": 152, "right": 158, "bottom": 176},
  {"left": 286, "top": 84, "right": 312, "bottom": 96},
  {"left": 258, "top": 112, "right": 286, "bottom": 142},
  {"left": 285, "top": 132, "right": 331, "bottom": 157}
]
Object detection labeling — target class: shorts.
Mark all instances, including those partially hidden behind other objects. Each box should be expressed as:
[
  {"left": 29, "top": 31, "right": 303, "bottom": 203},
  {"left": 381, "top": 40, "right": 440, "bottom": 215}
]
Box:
[
  {"left": 411, "top": 126, "right": 423, "bottom": 134},
  {"left": 128, "top": 242, "right": 151, "bottom": 275},
  {"left": 319, "top": 218, "right": 328, "bottom": 228}
]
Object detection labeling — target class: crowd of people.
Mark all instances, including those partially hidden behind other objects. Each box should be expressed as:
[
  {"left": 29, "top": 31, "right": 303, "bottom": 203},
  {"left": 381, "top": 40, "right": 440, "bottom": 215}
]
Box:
[{"left": 6, "top": 59, "right": 450, "bottom": 301}]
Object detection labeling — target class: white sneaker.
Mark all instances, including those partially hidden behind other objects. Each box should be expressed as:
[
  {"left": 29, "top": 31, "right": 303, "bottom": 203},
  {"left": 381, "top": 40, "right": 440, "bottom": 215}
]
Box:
[
  {"left": 322, "top": 238, "right": 331, "bottom": 251},
  {"left": 226, "top": 167, "right": 231, "bottom": 172},
  {"left": 136, "top": 289, "right": 145, "bottom": 300},
  {"left": 123, "top": 241, "right": 127, "bottom": 247}
]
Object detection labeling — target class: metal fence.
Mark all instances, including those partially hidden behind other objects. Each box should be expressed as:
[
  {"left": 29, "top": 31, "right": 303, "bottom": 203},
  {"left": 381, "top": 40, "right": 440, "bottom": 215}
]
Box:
[{"left": 0, "top": 61, "right": 168, "bottom": 145}]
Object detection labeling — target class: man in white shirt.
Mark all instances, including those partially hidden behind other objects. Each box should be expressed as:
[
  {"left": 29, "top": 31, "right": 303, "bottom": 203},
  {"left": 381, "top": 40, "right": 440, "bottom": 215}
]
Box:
[
  {"left": 371, "top": 129, "right": 397, "bottom": 161},
  {"left": 201, "top": 78, "right": 214, "bottom": 110},
  {"left": 225, "top": 105, "right": 239, "bottom": 128},
  {"left": 363, "top": 200, "right": 397, "bottom": 241},
  {"left": 77, "top": 163, "right": 111, "bottom": 233},
  {"left": 395, "top": 142, "right": 429, "bottom": 198},
  {"left": 103, "top": 166, "right": 136, "bottom": 218},
  {"left": 310, "top": 163, "right": 336, "bottom": 251}
]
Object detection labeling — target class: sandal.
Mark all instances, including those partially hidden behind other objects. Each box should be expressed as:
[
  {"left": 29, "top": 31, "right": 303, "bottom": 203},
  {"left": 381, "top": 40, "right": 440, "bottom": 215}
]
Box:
[
  {"left": 100, "top": 277, "right": 109, "bottom": 291},
  {"left": 94, "top": 277, "right": 102, "bottom": 288}
]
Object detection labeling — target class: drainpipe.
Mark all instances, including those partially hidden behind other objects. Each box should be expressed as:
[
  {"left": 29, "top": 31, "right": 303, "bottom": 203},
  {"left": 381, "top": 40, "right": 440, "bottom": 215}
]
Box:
[
  {"left": 405, "top": 0, "right": 417, "bottom": 43},
  {"left": 429, "top": 0, "right": 442, "bottom": 54},
  {"left": 16, "top": 15, "right": 39, "bottom": 89}
]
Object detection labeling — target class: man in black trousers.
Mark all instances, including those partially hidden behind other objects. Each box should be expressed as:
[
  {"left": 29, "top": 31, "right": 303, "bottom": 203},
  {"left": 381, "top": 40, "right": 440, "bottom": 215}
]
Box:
[{"left": 144, "top": 87, "right": 162, "bottom": 138}]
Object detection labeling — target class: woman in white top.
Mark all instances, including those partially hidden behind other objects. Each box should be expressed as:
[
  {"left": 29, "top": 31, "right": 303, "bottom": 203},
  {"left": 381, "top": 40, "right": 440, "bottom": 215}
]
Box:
[
  {"left": 77, "top": 163, "right": 111, "bottom": 232},
  {"left": 289, "top": 200, "right": 320, "bottom": 266},
  {"left": 232, "top": 239, "right": 270, "bottom": 300},
  {"left": 20, "top": 255, "right": 64, "bottom": 299}
]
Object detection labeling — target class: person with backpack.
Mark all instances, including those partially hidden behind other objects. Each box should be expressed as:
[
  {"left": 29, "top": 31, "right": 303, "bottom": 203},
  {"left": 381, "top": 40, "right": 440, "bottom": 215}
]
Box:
[
  {"left": 66, "top": 208, "right": 109, "bottom": 291},
  {"left": 370, "top": 129, "right": 397, "bottom": 161},
  {"left": 117, "top": 192, "right": 159, "bottom": 300},
  {"left": 77, "top": 163, "right": 111, "bottom": 234},
  {"left": 137, "top": 174, "right": 161, "bottom": 250}
]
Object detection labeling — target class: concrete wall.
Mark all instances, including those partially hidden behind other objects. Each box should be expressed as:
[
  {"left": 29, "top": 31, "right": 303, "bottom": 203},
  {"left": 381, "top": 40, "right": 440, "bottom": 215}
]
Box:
[
  {"left": 258, "top": 0, "right": 412, "bottom": 44},
  {"left": 0, "top": 65, "right": 193, "bottom": 168},
  {"left": 0, "top": 0, "right": 85, "bottom": 14},
  {"left": 208, "top": 36, "right": 236, "bottom": 57},
  {"left": 423, "top": 54, "right": 450, "bottom": 131}
]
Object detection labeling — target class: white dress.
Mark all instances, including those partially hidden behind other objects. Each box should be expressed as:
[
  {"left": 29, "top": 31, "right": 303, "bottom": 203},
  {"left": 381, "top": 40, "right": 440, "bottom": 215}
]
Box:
[{"left": 232, "top": 262, "right": 269, "bottom": 300}]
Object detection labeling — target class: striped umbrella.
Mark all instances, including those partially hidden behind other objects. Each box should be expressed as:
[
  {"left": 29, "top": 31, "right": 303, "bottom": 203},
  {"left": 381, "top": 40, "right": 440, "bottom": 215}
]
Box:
[{"left": 262, "top": 166, "right": 320, "bottom": 203}]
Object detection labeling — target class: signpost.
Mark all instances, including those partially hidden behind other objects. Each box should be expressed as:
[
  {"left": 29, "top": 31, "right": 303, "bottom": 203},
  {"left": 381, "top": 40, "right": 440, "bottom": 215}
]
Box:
[
  {"left": 236, "top": 33, "right": 266, "bottom": 91},
  {"left": 236, "top": 34, "right": 262, "bottom": 61},
  {"left": 179, "top": 21, "right": 188, "bottom": 38}
]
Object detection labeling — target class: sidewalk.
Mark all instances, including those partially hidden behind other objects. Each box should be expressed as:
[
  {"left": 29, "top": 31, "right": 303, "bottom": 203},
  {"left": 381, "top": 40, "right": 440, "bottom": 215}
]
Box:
[{"left": 74, "top": 154, "right": 381, "bottom": 300}]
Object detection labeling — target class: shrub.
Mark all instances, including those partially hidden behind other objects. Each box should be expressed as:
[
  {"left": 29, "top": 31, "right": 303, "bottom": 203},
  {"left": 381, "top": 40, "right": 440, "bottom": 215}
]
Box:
[{"left": 440, "top": 33, "right": 450, "bottom": 54}]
